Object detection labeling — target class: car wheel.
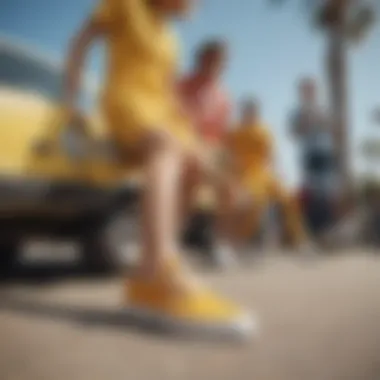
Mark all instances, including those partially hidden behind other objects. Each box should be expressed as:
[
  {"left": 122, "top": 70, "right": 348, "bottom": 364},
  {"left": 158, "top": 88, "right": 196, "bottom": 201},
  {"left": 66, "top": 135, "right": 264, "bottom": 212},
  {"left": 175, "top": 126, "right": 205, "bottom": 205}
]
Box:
[
  {"left": 82, "top": 206, "right": 140, "bottom": 273},
  {"left": 0, "top": 242, "right": 19, "bottom": 277}
]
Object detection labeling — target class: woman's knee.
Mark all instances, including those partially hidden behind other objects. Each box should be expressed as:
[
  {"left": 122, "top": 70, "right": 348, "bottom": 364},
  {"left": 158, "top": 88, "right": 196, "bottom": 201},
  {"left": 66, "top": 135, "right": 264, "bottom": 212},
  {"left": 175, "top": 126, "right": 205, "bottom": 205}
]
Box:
[{"left": 141, "top": 129, "right": 183, "bottom": 164}]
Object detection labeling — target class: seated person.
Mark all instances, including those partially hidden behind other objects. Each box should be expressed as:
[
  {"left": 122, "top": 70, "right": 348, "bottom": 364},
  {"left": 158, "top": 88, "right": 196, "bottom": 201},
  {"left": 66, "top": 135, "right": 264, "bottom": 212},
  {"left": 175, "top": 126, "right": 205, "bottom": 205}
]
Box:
[
  {"left": 178, "top": 39, "right": 230, "bottom": 147},
  {"left": 178, "top": 39, "right": 231, "bottom": 224},
  {"left": 64, "top": 0, "right": 253, "bottom": 337},
  {"left": 218, "top": 98, "right": 309, "bottom": 259}
]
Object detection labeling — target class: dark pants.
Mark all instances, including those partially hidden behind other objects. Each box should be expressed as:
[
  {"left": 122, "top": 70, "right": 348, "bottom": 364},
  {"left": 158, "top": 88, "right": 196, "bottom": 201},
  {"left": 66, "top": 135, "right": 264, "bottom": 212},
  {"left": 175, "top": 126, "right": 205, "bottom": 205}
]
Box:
[{"left": 304, "top": 195, "right": 334, "bottom": 235}]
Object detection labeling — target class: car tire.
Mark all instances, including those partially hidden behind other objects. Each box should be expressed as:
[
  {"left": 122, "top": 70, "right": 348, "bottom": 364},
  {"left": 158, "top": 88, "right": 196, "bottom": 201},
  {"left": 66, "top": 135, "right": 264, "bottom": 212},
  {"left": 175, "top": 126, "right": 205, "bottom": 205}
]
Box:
[
  {"left": 81, "top": 206, "right": 140, "bottom": 274},
  {"left": 0, "top": 242, "right": 19, "bottom": 277}
]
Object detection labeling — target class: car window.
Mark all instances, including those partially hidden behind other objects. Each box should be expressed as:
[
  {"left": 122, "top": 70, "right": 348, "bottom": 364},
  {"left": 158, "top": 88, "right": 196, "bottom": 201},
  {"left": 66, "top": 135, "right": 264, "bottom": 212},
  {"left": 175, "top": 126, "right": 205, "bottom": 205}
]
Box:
[
  {"left": 0, "top": 44, "right": 62, "bottom": 100},
  {"left": 0, "top": 42, "right": 94, "bottom": 106}
]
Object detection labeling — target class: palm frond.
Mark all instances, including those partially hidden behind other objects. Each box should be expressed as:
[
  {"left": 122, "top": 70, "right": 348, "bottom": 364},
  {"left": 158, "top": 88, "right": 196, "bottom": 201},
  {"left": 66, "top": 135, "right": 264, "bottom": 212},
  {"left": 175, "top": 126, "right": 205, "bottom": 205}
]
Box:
[
  {"left": 269, "top": 0, "right": 377, "bottom": 40},
  {"left": 346, "top": 3, "right": 376, "bottom": 43}
]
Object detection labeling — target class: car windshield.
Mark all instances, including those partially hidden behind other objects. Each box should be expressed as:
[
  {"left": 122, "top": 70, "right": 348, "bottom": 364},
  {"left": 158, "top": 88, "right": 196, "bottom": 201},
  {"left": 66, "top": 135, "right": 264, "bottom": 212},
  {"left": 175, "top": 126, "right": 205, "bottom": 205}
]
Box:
[
  {"left": 0, "top": 42, "right": 62, "bottom": 100},
  {"left": 0, "top": 40, "right": 94, "bottom": 105}
]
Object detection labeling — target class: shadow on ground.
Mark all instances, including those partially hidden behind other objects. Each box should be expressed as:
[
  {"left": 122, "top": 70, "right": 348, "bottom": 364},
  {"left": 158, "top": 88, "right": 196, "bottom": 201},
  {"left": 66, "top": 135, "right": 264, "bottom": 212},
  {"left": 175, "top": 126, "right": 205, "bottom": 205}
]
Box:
[
  {"left": 0, "top": 294, "right": 159, "bottom": 335},
  {"left": 0, "top": 293, "right": 247, "bottom": 346}
]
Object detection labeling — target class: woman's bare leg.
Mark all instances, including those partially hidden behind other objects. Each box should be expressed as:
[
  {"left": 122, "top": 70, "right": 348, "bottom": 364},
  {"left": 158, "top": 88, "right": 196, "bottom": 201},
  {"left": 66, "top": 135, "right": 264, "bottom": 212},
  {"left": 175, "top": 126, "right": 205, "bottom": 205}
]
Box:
[
  {"left": 279, "top": 193, "right": 308, "bottom": 247},
  {"left": 125, "top": 139, "right": 255, "bottom": 337},
  {"left": 138, "top": 136, "right": 183, "bottom": 279},
  {"left": 270, "top": 180, "right": 315, "bottom": 254}
]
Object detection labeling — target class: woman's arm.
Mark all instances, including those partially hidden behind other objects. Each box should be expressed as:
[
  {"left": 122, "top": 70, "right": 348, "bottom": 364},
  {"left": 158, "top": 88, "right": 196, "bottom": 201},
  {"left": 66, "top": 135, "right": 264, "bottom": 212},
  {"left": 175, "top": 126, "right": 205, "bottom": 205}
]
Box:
[{"left": 63, "top": 18, "right": 106, "bottom": 113}]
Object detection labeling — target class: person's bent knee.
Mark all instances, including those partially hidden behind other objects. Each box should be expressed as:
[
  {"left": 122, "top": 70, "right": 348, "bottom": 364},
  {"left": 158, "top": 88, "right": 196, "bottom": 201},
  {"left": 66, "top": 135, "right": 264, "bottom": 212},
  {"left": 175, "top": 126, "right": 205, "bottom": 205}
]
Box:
[{"left": 140, "top": 128, "right": 182, "bottom": 160}]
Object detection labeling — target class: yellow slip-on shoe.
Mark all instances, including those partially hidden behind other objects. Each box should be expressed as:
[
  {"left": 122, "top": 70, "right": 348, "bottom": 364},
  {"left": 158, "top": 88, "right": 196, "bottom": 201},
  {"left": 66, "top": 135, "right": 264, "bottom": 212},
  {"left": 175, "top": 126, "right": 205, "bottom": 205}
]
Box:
[{"left": 123, "top": 271, "right": 257, "bottom": 341}]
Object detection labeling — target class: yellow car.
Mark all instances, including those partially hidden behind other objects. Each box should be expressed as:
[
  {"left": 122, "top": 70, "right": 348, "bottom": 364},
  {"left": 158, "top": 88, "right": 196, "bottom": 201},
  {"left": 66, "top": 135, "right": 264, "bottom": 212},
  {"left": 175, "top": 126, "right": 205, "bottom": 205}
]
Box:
[
  {"left": 0, "top": 38, "right": 284, "bottom": 273},
  {"left": 0, "top": 37, "right": 142, "bottom": 273}
]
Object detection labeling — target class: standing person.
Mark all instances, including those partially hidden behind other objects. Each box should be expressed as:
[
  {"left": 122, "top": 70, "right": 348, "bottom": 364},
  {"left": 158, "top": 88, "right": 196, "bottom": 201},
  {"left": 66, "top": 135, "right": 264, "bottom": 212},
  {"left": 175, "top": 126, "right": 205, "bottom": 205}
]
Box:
[
  {"left": 290, "top": 78, "right": 338, "bottom": 237},
  {"left": 178, "top": 40, "right": 230, "bottom": 215},
  {"left": 64, "top": 0, "right": 254, "bottom": 337}
]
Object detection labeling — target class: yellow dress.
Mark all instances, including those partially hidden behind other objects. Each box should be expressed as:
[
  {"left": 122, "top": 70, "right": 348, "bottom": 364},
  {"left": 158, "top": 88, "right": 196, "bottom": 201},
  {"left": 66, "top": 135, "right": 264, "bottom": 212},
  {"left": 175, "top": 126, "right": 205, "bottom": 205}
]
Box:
[
  {"left": 93, "top": 0, "right": 194, "bottom": 153},
  {"left": 227, "top": 122, "right": 275, "bottom": 203},
  {"left": 91, "top": 2, "right": 254, "bottom": 337},
  {"left": 227, "top": 122, "right": 306, "bottom": 244}
]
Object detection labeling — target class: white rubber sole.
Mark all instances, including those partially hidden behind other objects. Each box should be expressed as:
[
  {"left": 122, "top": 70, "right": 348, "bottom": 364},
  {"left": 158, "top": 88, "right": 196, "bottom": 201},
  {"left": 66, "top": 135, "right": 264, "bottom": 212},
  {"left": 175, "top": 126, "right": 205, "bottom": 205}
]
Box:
[{"left": 121, "top": 306, "right": 258, "bottom": 342}]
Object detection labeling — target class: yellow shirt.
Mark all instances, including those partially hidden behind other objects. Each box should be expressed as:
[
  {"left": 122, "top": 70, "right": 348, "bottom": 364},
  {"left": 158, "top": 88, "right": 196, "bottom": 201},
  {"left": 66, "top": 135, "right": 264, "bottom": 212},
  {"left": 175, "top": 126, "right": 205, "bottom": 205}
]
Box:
[
  {"left": 93, "top": 0, "right": 190, "bottom": 142},
  {"left": 227, "top": 122, "right": 273, "bottom": 175}
]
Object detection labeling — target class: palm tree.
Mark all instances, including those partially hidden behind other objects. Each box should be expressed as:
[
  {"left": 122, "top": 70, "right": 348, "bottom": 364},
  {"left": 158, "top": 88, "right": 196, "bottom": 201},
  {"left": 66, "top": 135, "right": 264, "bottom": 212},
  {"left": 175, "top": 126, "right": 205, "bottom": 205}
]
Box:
[{"left": 270, "top": 0, "right": 377, "bottom": 192}]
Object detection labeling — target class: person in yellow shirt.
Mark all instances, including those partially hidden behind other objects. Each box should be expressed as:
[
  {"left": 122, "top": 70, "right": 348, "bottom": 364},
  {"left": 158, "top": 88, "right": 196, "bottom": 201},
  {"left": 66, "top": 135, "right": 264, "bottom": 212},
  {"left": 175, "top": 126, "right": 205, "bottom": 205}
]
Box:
[
  {"left": 63, "top": 0, "right": 254, "bottom": 338},
  {"left": 218, "top": 98, "right": 308, "bottom": 256}
]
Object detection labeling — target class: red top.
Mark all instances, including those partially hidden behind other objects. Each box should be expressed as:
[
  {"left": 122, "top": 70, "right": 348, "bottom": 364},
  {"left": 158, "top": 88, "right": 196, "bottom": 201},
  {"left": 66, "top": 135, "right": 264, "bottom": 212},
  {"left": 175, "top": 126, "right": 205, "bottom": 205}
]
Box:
[{"left": 178, "top": 74, "right": 231, "bottom": 145}]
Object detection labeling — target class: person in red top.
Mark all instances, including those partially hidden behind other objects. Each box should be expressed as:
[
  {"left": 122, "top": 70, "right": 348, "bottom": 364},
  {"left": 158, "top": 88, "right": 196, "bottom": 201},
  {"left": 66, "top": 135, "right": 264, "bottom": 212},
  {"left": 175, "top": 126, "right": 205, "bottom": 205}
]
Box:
[
  {"left": 178, "top": 40, "right": 232, "bottom": 243},
  {"left": 178, "top": 40, "right": 231, "bottom": 146},
  {"left": 178, "top": 40, "right": 240, "bottom": 264}
]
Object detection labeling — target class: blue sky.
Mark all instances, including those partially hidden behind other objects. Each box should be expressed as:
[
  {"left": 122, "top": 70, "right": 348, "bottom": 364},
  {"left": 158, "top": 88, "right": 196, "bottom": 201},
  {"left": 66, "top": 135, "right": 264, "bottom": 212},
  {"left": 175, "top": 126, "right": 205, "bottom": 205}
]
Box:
[{"left": 1, "top": 0, "right": 379, "bottom": 187}]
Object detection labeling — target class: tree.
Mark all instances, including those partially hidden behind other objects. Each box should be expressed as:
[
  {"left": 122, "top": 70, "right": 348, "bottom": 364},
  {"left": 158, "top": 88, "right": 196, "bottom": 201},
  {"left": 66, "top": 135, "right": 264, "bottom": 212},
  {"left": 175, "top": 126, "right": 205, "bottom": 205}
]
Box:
[{"left": 270, "top": 0, "right": 377, "bottom": 192}]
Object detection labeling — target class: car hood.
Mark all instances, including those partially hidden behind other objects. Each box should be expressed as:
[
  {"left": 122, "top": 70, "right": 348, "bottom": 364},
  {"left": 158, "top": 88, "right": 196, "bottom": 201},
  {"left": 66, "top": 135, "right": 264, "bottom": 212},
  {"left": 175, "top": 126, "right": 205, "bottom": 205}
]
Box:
[{"left": 0, "top": 87, "right": 57, "bottom": 172}]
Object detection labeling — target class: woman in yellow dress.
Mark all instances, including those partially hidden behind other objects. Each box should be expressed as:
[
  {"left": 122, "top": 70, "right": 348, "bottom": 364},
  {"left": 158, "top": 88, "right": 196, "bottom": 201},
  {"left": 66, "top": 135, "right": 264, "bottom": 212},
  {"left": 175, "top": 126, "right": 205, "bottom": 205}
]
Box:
[
  {"left": 220, "top": 98, "right": 309, "bottom": 253},
  {"left": 63, "top": 0, "right": 254, "bottom": 338}
]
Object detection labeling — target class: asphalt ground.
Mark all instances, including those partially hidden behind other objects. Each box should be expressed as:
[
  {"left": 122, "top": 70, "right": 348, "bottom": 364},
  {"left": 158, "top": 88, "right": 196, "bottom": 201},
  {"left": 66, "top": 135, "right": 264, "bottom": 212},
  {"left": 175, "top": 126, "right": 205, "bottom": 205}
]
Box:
[{"left": 1, "top": 250, "right": 380, "bottom": 380}]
